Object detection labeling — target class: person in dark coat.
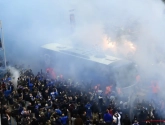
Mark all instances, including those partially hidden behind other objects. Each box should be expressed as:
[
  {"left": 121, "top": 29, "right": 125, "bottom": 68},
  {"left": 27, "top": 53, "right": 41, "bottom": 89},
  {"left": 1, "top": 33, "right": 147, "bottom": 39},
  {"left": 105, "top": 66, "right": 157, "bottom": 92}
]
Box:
[
  {"left": 122, "top": 115, "right": 131, "bottom": 125},
  {"left": 31, "top": 117, "right": 39, "bottom": 125},
  {"left": 74, "top": 114, "right": 83, "bottom": 125}
]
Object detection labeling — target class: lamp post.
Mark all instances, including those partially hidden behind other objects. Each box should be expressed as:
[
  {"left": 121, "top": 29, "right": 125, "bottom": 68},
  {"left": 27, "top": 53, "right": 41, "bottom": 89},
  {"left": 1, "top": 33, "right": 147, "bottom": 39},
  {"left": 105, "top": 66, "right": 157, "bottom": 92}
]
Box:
[{"left": 0, "top": 20, "right": 7, "bottom": 69}]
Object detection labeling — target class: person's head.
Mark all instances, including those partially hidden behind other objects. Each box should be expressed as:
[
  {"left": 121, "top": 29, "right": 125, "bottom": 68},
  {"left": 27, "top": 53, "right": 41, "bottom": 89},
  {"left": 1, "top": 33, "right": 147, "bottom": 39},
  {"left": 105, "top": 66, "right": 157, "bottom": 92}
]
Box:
[
  {"left": 32, "top": 117, "right": 36, "bottom": 121},
  {"left": 53, "top": 118, "right": 56, "bottom": 121},
  {"left": 3, "top": 105, "right": 7, "bottom": 108},
  {"left": 99, "top": 119, "right": 103, "bottom": 122},
  {"left": 134, "top": 120, "right": 138, "bottom": 123}
]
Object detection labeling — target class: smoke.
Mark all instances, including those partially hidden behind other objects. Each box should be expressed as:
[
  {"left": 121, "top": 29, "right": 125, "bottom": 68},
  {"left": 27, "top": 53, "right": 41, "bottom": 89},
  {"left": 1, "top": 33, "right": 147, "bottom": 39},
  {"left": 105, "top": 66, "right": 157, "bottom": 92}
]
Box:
[
  {"left": 7, "top": 66, "right": 20, "bottom": 88},
  {"left": 1, "top": 0, "right": 165, "bottom": 98}
]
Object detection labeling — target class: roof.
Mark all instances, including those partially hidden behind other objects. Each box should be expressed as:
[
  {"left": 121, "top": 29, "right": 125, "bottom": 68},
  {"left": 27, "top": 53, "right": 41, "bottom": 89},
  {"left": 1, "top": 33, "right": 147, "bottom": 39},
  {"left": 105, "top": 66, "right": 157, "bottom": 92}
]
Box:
[{"left": 41, "top": 43, "right": 121, "bottom": 65}]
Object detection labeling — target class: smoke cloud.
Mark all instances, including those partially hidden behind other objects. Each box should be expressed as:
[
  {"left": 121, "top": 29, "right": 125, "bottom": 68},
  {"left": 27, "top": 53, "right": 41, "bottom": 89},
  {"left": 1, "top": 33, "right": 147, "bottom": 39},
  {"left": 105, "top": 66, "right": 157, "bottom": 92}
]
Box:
[
  {"left": 7, "top": 66, "right": 20, "bottom": 88},
  {"left": 1, "top": 0, "right": 165, "bottom": 97}
]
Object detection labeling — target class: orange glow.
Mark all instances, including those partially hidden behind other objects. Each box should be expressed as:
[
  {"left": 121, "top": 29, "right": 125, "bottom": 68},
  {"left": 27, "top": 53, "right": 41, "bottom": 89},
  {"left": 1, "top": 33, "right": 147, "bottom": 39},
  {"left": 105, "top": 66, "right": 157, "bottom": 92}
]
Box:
[
  {"left": 108, "top": 42, "right": 116, "bottom": 48},
  {"left": 102, "top": 36, "right": 117, "bottom": 51},
  {"left": 102, "top": 35, "right": 136, "bottom": 56},
  {"left": 124, "top": 40, "right": 136, "bottom": 52}
]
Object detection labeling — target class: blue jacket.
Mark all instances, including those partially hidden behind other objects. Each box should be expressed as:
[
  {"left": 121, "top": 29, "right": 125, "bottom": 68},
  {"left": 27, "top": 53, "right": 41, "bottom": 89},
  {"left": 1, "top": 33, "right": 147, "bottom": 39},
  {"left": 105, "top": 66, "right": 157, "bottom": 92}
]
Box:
[
  {"left": 104, "top": 113, "right": 112, "bottom": 122},
  {"left": 19, "top": 106, "right": 23, "bottom": 114},
  {"left": 50, "top": 91, "right": 58, "bottom": 97},
  {"left": 85, "top": 104, "right": 92, "bottom": 110},
  {"left": 85, "top": 104, "right": 92, "bottom": 117},
  {"left": 28, "top": 83, "right": 33, "bottom": 91},
  {"left": 46, "top": 112, "right": 52, "bottom": 120},
  {"left": 7, "top": 77, "right": 11, "bottom": 81},
  {"left": 60, "top": 116, "right": 68, "bottom": 125},
  {"left": 4, "top": 87, "right": 12, "bottom": 97},
  {"left": 55, "top": 109, "right": 62, "bottom": 115},
  {"left": 47, "top": 81, "right": 54, "bottom": 87}
]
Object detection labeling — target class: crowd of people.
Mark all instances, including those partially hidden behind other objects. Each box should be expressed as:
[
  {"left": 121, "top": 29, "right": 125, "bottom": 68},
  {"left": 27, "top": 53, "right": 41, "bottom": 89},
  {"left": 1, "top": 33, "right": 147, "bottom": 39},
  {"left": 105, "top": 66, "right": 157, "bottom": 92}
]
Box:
[{"left": 0, "top": 65, "right": 165, "bottom": 125}]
